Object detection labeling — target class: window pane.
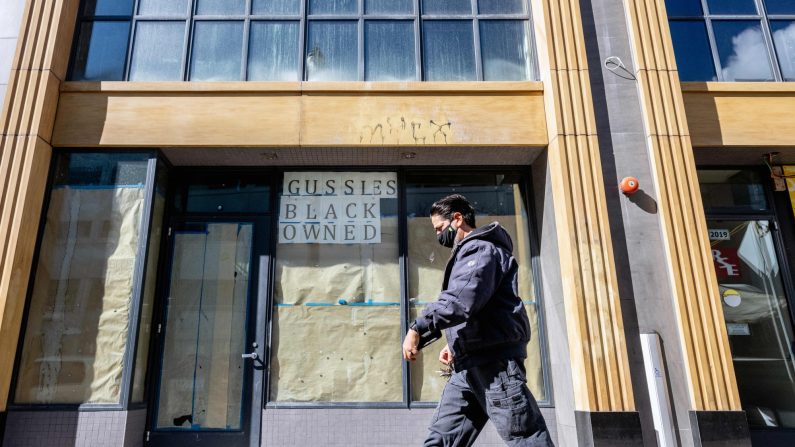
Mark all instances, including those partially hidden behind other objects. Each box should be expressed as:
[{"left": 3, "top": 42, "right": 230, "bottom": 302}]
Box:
[
  {"left": 422, "top": 20, "right": 476, "bottom": 81},
  {"left": 405, "top": 173, "right": 545, "bottom": 403},
  {"left": 480, "top": 20, "right": 533, "bottom": 81},
  {"left": 708, "top": 220, "right": 795, "bottom": 429},
  {"left": 771, "top": 21, "right": 795, "bottom": 81},
  {"left": 698, "top": 169, "right": 768, "bottom": 211},
  {"left": 478, "top": 0, "right": 527, "bottom": 14},
  {"left": 706, "top": 0, "right": 757, "bottom": 14},
  {"left": 249, "top": 21, "right": 300, "bottom": 81},
  {"left": 196, "top": 0, "right": 246, "bottom": 15},
  {"left": 422, "top": 0, "right": 472, "bottom": 14},
  {"left": 14, "top": 153, "right": 150, "bottom": 404},
  {"left": 70, "top": 21, "right": 130, "bottom": 81},
  {"left": 713, "top": 20, "right": 774, "bottom": 81},
  {"left": 309, "top": 0, "right": 357, "bottom": 15},
  {"left": 270, "top": 172, "right": 402, "bottom": 402},
  {"left": 190, "top": 21, "right": 244, "bottom": 81},
  {"left": 766, "top": 0, "right": 795, "bottom": 14},
  {"left": 306, "top": 21, "right": 358, "bottom": 81},
  {"left": 365, "top": 21, "right": 415, "bottom": 81},
  {"left": 138, "top": 0, "right": 190, "bottom": 15},
  {"left": 185, "top": 178, "right": 272, "bottom": 212},
  {"left": 83, "top": 0, "right": 133, "bottom": 16},
  {"left": 253, "top": 0, "right": 301, "bottom": 15},
  {"left": 664, "top": 0, "right": 703, "bottom": 16},
  {"left": 155, "top": 223, "right": 251, "bottom": 430},
  {"left": 366, "top": 0, "right": 413, "bottom": 14},
  {"left": 131, "top": 164, "right": 167, "bottom": 403},
  {"left": 129, "top": 21, "right": 185, "bottom": 81},
  {"left": 668, "top": 20, "right": 716, "bottom": 81}
]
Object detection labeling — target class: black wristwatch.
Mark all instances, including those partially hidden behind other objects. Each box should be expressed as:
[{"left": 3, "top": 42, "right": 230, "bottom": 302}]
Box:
[{"left": 409, "top": 321, "right": 418, "bottom": 332}]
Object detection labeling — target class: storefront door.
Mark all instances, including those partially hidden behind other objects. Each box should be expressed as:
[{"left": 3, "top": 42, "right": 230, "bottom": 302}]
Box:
[
  {"left": 148, "top": 219, "right": 267, "bottom": 447},
  {"left": 707, "top": 218, "right": 795, "bottom": 430}
]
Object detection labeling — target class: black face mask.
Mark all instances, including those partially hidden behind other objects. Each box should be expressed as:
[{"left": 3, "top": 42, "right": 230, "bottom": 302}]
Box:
[{"left": 437, "top": 222, "right": 457, "bottom": 248}]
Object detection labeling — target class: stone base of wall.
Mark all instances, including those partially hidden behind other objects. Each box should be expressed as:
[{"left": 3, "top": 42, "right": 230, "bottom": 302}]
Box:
[
  {"left": 2, "top": 409, "right": 146, "bottom": 447},
  {"left": 261, "top": 407, "right": 557, "bottom": 446}
]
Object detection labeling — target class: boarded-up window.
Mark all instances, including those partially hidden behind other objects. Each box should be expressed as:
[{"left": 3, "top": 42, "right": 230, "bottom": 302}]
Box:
[
  {"left": 270, "top": 172, "right": 402, "bottom": 402},
  {"left": 15, "top": 153, "right": 150, "bottom": 404},
  {"left": 406, "top": 173, "right": 546, "bottom": 403}
]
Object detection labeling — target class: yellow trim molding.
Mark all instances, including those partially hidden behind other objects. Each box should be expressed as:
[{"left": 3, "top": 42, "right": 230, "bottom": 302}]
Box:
[
  {"left": 0, "top": 0, "right": 80, "bottom": 411},
  {"left": 533, "top": 0, "right": 634, "bottom": 412},
  {"left": 622, "top": 0, "right": 741, "bottom": 411}
]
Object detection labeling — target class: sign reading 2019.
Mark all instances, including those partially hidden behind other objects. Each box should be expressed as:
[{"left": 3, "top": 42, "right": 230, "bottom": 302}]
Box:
[{"left": 279, "top": 172, "right": 397, "bottom": 244}]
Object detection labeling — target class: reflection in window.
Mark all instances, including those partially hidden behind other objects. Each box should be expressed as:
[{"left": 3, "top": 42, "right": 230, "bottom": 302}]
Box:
[
  {"left": 706, "top": 0, "right": 756, "bottom": 15},
  {"left": 196, "top": 0, "right": 246, "bottom": 15},
  {"left": 82, "top": 0, "right": 133, "bottom": 16},
  {"left": 366, "top": 0, "right": 413, "bottom": 14},
  {"left": 406, "top": 173, "right": 546, "bottom": 403},
  {"left": 253, "top": 0, "right": 301, "bottom": 15},
  {"left": 665, "top": 0, "right": 703, "bottom": 16},
  {"left": 306, "top": 21, "right": 358, "bottom": 81},
  {"left": 766, "top": 0, "right": 795, "bottom": 14},
  {"left": 69, "top": 0, "right": 537, "bottom": 81},
  {"left": 665, "top": 0, "right": 794, "bottom": 81},
  {"left": 190, "top": 21, "right": 244, "bottom": 81},
  {"left": 270, "top": 172, "right": 402, "bottom": 402},
  {"left": 480, "top": 20, "right": 534, "bottom": 81},
  {"left": 669, "top": 21, "right": 716, "bottom": 81},
  {"left": 14, "top": 153, "right": 151, "bottom": 404},
  {"left": 422, "top": 21, "right": 477, "bottom": 81},
  {"left": 713, "top": 21, "right": 774, "bottom": 81},
  {"left": 138, "top": 0, "right": 190, "bottom": 16},
  {"left": 71, "top": 21, "right": 130, "bottom": 81},
  {"left": 248, "top": 21, "right": 301, "bottom": 81},
  {"left": 708, "top": 220, "right": 795, "bottom": 428},
  {"left": 772, "top": 21, "right": 795, "bottom": 81},
  {"left": 129, "top": 21, "right": 185, "bottom": 81},
  {"left": 698, "top": 169, "right": 768, "bottom": 212},
  {"left": 478, "top": 0, "right": 527, "bottom": 14},
  {"left": 422, "top": 0, "right": 472, "bottom": 15},
  {"left": 309, "top": 0, "right": 357, "bottom": 15},
  {"left": 365, "top": 21, "right": 415, "bottom": 81}
]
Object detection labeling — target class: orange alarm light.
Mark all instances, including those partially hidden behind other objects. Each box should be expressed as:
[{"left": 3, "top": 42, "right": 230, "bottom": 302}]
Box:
[{"left": 620, "top": 176, "right": 640, "bottom": 195}]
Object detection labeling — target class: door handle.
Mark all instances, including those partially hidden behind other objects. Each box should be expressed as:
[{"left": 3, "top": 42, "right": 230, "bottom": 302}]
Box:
[{"left": 242, "top": 352, "right": 259, "bottom": 360}]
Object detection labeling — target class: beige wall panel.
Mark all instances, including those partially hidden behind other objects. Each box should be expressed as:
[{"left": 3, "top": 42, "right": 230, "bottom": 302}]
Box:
[
  {"left": 299, "top": 93, "right": 546, "bottom": 146},
  {"left": 52, "top": 93, "right": 303, "bottom": 147},
  {"left": 52, "top": 89, "right": 547, "bottom": 148},
  {"left": 683, "top": 86, "right": 795, "bottom": 147},
  {"left": 0, "top": 137, "right": 52, "bottom": 411}
]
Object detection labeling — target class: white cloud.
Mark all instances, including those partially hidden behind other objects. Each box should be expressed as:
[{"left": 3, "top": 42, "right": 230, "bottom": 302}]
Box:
[
  {"left": 720, "top": 25, "right": 774, "bottom": 81},
  {"left": 773, "top": 22, "right": 795, "bottom": 80}
]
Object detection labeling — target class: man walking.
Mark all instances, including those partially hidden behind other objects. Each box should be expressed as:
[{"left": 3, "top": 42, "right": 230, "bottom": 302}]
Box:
[{"left": 402, "top": 194, "right": 553, "bottom": 447}]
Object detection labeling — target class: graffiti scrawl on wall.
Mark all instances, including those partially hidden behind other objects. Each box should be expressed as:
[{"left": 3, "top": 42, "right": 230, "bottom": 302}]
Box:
[{"left": 359, "top": 116, "right": 453, "bottom": 145}]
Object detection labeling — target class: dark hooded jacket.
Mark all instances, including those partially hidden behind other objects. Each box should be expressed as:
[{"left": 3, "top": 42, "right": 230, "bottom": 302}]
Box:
[{"left": 412, "top": 222, "right": 532, "bottom": 371}]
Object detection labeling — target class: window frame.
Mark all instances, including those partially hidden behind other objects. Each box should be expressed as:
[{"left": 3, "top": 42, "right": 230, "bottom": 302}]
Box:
[
  {"left": 667, "top": 0, "right": 795, "bottom": 81},
  {"left": 7, "top": 149, "right": 168, "bottom": 412},
  {"left": 68, "top": 0, "right": 539, "bottom": 81},
  {"left": 261, "top": 166, "right": 552, "bottom": 409}
]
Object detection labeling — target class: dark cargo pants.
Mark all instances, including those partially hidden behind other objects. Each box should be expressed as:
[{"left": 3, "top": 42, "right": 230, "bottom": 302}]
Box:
[{"left": 423, "top": 359, "right": 553, "bottom": 447}]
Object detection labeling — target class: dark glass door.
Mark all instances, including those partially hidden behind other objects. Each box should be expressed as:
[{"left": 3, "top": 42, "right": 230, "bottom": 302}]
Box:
[
  {"left": 708, "top": 219, "right": 795, "bottom": 429},
  {"left": 149, "top": 220, "right": 266, "bottom": 447}
]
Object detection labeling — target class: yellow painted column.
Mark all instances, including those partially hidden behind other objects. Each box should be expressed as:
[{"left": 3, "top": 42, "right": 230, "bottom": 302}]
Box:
[
  {"left": 622, "top": 0, "right": 741, "bottom": 411},
  {"left": 532, "top": 0, "right": 635, "bottom": 412},
  {"left": 0, "top": 0, "right": 79, "bottom": 411}
]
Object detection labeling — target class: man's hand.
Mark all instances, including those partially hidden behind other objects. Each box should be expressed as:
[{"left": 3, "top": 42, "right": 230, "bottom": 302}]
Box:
[
  {"left": 402, "top": 329, "right": 420, "bottom": 361},
  {"left": 439, "top": 345, "right": 453, "bottom": 365}
]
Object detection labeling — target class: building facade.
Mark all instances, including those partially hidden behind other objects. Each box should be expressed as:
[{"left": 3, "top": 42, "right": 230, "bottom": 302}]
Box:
[{"left": 0, "top": 0, "right": 793, "bottom": 446}]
